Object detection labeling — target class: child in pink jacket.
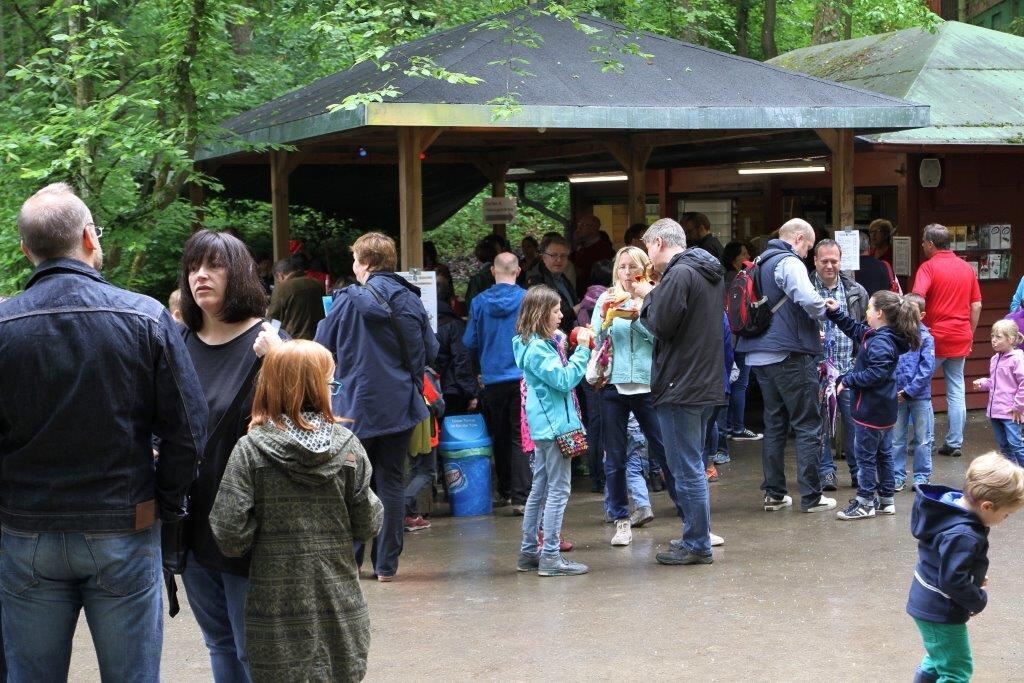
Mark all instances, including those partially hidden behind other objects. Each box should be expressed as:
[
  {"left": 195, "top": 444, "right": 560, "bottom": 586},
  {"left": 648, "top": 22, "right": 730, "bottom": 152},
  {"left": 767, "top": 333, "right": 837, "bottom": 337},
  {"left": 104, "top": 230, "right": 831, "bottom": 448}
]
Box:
[{"left": 973, "top": 319, "right": 1024, "bottom": 466}]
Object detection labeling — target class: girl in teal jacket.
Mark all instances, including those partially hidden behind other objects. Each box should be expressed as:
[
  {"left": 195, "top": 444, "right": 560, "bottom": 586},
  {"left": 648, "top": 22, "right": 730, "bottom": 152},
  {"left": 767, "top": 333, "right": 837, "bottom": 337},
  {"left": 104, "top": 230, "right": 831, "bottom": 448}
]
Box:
[{"left": 512, "top": 285, "right": 592, "bottom": 577}]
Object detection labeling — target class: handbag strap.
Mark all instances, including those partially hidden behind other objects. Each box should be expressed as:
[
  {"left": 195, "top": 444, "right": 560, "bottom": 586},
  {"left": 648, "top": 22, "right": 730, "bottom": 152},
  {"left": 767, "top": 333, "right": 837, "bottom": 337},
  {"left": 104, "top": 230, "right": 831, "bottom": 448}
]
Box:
[
  {"left": 531, "top": 337, "right": 572, "bottom": 437},
  {"left": 364, "top": 280, "right": 423, "bottom": 393},
  {"left": 182, "top": 325, "right": 263, "bottom": 445}
]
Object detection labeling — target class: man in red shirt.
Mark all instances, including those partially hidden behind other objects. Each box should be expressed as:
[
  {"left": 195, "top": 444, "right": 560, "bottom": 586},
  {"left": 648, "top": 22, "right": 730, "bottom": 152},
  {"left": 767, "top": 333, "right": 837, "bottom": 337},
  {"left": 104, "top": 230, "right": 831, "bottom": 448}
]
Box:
[{"left": 911, "top": 224, "right": 982, "bottom": 458}]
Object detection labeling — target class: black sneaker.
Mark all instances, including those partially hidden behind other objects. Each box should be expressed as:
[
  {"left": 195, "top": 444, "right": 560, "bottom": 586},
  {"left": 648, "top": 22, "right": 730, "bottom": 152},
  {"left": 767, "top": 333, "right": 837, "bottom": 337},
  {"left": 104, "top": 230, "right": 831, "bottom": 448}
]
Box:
[
  {"left": 656, "top": 548, "right": 713, "bottom": 565},
  {"left": 821, "top": 472, "right": 838, "bottom": 491},
  {"left": 937, "top": 444, "right": 962, "bottom": 458},
  {"left": 729, "top": 428, "right": 763, "bottom": 441}
]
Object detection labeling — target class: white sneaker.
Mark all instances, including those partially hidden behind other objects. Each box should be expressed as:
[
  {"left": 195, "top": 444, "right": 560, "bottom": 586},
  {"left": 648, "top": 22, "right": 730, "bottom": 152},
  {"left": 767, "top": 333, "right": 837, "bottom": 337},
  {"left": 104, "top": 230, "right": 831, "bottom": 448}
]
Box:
[
  {"left": 710, "top": 532, "right": 725, "bottom": 547},
  {"left": 611, "top": 519, "right": 632, "bottom": 546},
  {"left": 803, "top": 495, "right": 837, "bottom": 513},
  {"left": 763, "top": 494, "right": 793, "bottom": 511}
]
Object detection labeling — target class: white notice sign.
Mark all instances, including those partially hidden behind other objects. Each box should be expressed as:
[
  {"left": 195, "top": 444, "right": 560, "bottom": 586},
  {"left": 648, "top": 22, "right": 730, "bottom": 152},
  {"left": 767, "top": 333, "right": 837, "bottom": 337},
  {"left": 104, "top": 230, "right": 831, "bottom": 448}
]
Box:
[
  {"left": 892, "top": 235, "right": 912, "bottom": 277},
  {"left": 834, "top": 229, "right": 861, "bottom": 271},
  {"left": 396, "top": 269, "right": 438, "bottom": 332},
  {"left": 482, "top": 197, "right": 517, "bottom": 224}
]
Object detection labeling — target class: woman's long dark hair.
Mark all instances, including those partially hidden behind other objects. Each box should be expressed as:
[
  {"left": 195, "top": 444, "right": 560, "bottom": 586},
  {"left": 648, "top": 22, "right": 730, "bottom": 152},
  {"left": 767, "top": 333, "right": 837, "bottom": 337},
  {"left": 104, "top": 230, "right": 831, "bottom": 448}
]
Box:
[
  {"left": 872, "top": 290, "right": 921, "bottom": 351},
  {"left": 178, "top": 230, "right": 268, "bottom": 332}
]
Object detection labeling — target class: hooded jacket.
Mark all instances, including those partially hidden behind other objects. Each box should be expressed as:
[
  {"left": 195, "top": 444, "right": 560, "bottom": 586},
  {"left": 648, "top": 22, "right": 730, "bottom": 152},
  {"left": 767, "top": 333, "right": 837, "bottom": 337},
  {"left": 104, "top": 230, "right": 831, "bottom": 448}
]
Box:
[
  {"left": 513, "top": 334, "right": 588, "bottom": 441},
  {"left": 314, "top": 272, "right": 439, "bottom": 439},
  {"left": 976, "top": 348, "right": 1024, "bottom": 420},
  {"left": 895, "top": 323, "right": 935, "bottom": 401},
  {"left": 640, "top": 248, "right": 725, "bottom": 407},
  {"left": 463, "top": 282, "right": 526, "bottom": 386},
  {"left": 210, "top": 421, "right": 383, "bottom": 681},
  {"left": 594, "top": 289, "right": 655, "bottom": 387},
  {"left": 434, "top": 301, "right": 477, "bottom": 401},
  {"left": 826, "top": 308, "right": 911, "bottom": 429},
  {"left": 907, "top": 484, "right": 989, "bottom": 624}
]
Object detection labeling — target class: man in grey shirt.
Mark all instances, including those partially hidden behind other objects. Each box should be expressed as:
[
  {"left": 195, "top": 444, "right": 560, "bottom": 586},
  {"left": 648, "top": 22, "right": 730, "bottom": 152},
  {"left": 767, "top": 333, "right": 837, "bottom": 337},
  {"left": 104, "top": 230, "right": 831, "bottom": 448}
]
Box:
[{"left": 736, "top": 219, "right": 836, "bottom": 513}]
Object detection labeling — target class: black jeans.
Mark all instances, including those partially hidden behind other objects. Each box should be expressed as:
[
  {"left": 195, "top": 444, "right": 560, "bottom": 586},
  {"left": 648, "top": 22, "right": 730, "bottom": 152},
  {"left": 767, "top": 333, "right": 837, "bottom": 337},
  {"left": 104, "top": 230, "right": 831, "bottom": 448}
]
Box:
[
  {"left": 356, "top": 428, "right": 413, "bottom": 578},
  {"left": 582, "top": 383, "right": 605, "bottom": 489},
  {"left": 480, "top": 380, "right": 532, "bottom": 504},
  {"left": 752, "top": 353, "right": 824, "bottom": 510}
]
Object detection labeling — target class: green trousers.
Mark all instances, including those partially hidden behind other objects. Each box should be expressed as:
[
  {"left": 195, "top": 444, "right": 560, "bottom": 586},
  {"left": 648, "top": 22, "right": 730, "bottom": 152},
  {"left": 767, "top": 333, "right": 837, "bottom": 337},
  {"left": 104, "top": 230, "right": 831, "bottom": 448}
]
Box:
[{"left": 914, "top": 617, "right": 973, "bottom": 683}]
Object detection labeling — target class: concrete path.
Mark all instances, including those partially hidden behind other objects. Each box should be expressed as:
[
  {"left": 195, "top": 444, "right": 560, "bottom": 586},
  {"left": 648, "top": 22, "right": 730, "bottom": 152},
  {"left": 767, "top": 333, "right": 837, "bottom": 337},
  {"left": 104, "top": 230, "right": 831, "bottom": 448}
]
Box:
[{"left": 68, "top": 412, "right": 1024, "bottom": 681}]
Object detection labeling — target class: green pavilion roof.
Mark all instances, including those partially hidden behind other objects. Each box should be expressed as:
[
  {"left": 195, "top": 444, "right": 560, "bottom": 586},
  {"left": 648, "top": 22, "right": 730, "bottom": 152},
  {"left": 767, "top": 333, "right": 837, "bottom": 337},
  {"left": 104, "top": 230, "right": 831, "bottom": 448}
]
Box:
[{"left": 768, "top": 21, "right": 1024, "bottom": 146}]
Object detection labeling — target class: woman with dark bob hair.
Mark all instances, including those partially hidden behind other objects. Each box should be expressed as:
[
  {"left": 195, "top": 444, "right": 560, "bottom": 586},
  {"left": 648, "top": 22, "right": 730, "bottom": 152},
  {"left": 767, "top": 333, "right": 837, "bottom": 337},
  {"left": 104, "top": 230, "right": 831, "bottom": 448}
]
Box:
[
  {"left": 177, "top": 229, "right": 282, "bottom": 682},
  {"left": 314, "top": 232, "right": 439, "bottom": 582}
]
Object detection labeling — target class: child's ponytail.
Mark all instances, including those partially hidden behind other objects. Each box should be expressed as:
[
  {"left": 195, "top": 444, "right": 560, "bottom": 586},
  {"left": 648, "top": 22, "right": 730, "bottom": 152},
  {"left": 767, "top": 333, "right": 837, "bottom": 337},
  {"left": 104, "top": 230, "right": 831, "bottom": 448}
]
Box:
[{"left": 872, "top": 290, "right": 921, "bottom": 351}]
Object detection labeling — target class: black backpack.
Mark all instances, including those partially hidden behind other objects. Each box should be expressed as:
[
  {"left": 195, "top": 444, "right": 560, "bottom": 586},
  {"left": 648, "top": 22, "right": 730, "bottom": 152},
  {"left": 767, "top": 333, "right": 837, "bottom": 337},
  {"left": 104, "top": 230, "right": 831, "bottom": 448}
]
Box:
[{"left": 725, "top": 248, "right": 792, "bottom": 338}]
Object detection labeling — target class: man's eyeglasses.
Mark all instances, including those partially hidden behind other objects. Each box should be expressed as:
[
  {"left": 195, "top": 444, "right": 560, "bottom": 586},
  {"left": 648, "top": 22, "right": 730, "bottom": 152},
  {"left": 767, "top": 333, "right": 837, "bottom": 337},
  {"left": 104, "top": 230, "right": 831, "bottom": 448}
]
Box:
[
  {"left": 329, "top": 380, "right": 342, "bottom": 396},
  {"left": 543, "top": 252, "right": 569, "bottom": 261},
  {"left": 86, "top": 223, "right": 104, "bottom": 239}
]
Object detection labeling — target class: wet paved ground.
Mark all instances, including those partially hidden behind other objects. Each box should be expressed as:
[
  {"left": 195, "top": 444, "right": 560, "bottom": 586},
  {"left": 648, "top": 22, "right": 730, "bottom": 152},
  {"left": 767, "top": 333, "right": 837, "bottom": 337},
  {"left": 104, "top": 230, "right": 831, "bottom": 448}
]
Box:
[{"left": 69, "top": 412, "right": 1024, "bottom": 681}]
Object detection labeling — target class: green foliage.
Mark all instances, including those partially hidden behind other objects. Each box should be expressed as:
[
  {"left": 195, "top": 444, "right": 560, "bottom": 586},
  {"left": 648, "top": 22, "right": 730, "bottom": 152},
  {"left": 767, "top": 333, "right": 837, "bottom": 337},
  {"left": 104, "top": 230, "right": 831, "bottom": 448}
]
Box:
[{"left": 0, "top": 0, "right": 942, "bottom": 299}]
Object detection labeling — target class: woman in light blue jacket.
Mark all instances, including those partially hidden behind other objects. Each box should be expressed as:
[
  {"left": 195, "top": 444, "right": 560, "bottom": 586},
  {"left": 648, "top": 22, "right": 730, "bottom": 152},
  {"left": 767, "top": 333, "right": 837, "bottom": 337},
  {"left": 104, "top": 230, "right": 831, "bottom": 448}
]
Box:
[
  {"left": 593, "top": 247, "right": 672, "bottom": 547},
  {"left": 513, "top": 286, "right": 593, "bottom": 577}
]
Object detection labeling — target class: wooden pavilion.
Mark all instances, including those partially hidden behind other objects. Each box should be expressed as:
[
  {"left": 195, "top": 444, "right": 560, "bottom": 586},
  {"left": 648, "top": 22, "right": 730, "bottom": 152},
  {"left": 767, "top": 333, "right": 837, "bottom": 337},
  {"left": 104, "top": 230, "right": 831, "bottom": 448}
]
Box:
[{"left": 196, "top": 6, "right": 928, "bottom": 268}]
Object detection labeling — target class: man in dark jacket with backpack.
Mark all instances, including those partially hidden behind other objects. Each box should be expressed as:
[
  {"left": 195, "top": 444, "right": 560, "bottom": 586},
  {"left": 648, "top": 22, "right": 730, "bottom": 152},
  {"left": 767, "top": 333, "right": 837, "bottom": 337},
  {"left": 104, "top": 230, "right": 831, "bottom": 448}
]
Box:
[
  {"left": 637, "top": 218, "right": 724, "bottom": 566},
  {"left": 735, "top": 219, "right": 836, "bottom": 514}
]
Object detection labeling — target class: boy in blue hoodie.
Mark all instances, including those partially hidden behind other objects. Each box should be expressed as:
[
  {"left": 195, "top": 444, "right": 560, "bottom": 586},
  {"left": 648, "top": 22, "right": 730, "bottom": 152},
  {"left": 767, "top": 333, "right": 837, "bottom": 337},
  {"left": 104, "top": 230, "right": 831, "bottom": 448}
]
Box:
[
  {"left": 908, "top": 453, "right": 1024, "bottom": 682},
  {"left": 893, "top": 293, "right": 935, "bottom": 491}
]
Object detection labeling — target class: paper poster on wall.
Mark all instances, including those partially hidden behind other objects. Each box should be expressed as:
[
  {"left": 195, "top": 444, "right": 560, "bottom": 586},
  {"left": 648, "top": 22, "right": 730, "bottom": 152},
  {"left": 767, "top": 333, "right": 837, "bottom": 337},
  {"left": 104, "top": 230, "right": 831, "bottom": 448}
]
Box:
[
  {"left": 968, "top": 261, "right": 979, "bottom": 277},
  {"left": 892, "top": 236, "right": 912, "bottom": 277},
  {"left": 966, "top": 225, "right": 978, "bottom": 249},
  {"left": 950, "top": 225, "right": 967, "bottom": 251},
  {"left": 979, "top": 225, "right": 991, "bottom": 249},
  {"left": 396, "top": 269, "right": 438, "bottom": 332},
  {"left": 979, "top": 254, "right": 992, "bottom": 281},
  {"left": 834, "top": 230, "right": 861, "bottom": 271},
  {"left": 1002, "top": 253, "right": 1012, "bottom": 278},
  {"left": 1001, "top": 225, "right": 1012, "bottom": 249}
]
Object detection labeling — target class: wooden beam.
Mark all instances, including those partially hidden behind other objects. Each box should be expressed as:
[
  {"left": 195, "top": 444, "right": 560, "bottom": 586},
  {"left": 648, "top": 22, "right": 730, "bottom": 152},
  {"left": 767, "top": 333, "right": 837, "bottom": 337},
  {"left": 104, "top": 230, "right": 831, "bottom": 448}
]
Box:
[
  {"left": 816, "top": 128, "right": 855, "bottom": 233},
  {"left": 627, "top": 145, "right": 652, "bottom": 227},
  {"left": 270, "top": 150, "right": 291, "bottom": 262},
  {"left": 420, "top": 127, "right": 443, "bottom": 153},
  {"left": 398, "top": 127, "right": 424, "bottom": 270}
]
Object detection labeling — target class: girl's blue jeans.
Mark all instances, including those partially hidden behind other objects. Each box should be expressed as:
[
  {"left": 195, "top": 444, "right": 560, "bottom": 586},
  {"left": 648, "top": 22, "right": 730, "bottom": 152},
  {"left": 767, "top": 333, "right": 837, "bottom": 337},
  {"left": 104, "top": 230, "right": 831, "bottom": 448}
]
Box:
[
  {"left": 520, "top": 439, "right": 572, "bottom": 557},
  {"left": 991, "top": 418, "right": 1024, "bottom": 467},
  {"left": 854, "top": 424, "right": 896, "bottom": 503},
  {"left": 893, "top": 399, "right": 934, "bottom": 482}
]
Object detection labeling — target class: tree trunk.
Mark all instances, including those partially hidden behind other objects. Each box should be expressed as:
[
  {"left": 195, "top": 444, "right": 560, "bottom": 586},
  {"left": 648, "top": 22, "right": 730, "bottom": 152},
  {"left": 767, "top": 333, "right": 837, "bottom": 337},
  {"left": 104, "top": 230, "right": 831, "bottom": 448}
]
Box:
[
  {"left": 228, "top": 22, "right": 252, "bottom": 55},
  {"left": 737, "top": 0, "right": 750, "bottom": 57},
  {"left": 958, "top": 0, "right": 967, "bottom": 22},
  {"left": 679, "top": 0, "right": 698, "bottom": 44},
  {"left": 812, "top": 0, "right": 848, "bottom": 45},
  {"left": 762, "top": 0, "right": 778, "bottom": 58},
  {"left": 68, "top": 2, "right": 97, "bottom": 198}
]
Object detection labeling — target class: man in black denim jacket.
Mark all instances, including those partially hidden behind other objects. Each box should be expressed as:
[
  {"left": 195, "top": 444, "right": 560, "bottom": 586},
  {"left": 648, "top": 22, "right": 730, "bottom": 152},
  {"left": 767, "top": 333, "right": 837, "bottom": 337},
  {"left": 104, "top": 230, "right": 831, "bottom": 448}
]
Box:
[{"left": 0, "top": 183, "right": 207, "bottom": 681}]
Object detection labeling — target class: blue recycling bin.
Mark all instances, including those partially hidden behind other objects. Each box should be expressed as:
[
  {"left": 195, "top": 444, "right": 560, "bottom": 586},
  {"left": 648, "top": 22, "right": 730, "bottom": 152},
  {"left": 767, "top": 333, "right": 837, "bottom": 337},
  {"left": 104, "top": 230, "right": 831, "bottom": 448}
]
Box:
[{"left": 439, "top": 414, "right": 493, "bottom": 517}]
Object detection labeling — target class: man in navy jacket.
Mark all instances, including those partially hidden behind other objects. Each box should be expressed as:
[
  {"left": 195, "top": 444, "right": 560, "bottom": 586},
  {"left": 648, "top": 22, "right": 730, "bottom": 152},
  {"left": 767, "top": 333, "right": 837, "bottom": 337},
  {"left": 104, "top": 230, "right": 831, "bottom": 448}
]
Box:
[{"left": 0, "top": 183, "right": 207, "bottom": 681}]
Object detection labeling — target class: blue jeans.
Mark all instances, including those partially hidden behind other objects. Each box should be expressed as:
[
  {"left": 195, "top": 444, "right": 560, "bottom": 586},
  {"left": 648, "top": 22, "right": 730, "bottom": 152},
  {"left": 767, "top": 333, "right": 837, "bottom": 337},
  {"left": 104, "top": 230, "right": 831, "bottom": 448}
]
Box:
[
  {"left": 0, "top": 525, "right": 162, "bottom": 682},
  {"left": 601, "top": 388, "right": 665, "bottom": 520},
  {"left": 854, "top": 425, "right": 896, "bottom": 502},
  {"left": 936, "top": 357, "right": 966, "bottom": 448},
  {"left": 894, "top": 399, "right": 934, "bottom": 481},
  {"left": 520, "top": 439, "right": 573, "bottom": 557},
  {"left": 405, "top": 449, "right": 437, "bottom": 515},
  {"left": 182, "top": 556, "right": 251, "bottom": 683},
  {"left": 625, "top": 415, "right": 651, "bottom": 510},
  {"left": 991, "top": 418, "right": 1024, "bottom": 467},
  {"left": 820, "top": 389, "right": 857, "bottom": 481},
  {"left": 753, "top": 354, "right": 824, "bottom": 510},
  {"left": 656, "top": 404, "right": 713, "bottom": 556},
  {"left": 714, "top": 408, "right": 731, "bottom": 457},
  {"left": 726, "top": 351, "right": 751, "bottom": 433}
]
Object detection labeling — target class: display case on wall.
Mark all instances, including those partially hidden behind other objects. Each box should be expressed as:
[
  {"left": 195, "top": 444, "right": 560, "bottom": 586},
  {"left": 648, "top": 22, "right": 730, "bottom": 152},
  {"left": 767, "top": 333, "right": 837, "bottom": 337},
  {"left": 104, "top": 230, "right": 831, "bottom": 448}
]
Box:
[{"left": 949, "top": 224, "right": 1012, "bottom": 280}]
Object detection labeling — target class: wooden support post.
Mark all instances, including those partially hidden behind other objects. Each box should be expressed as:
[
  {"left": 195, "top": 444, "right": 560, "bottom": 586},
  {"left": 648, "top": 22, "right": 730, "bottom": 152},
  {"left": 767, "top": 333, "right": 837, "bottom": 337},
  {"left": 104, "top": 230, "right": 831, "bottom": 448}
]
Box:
[
  {"left": 398, "top": 127, "right": 424, "bottom": 270},
  {"left": 816, "top": 128, "right": 855, "bottom": 233},
  {"left": 605, "top": 139, "right": 652, "bottom": 228},
  {"left": 491, "top": 176, "right": 508, "bottom": 238},
  {"left": 270, "top": 150, "right": 291, "bottom": 263}
]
